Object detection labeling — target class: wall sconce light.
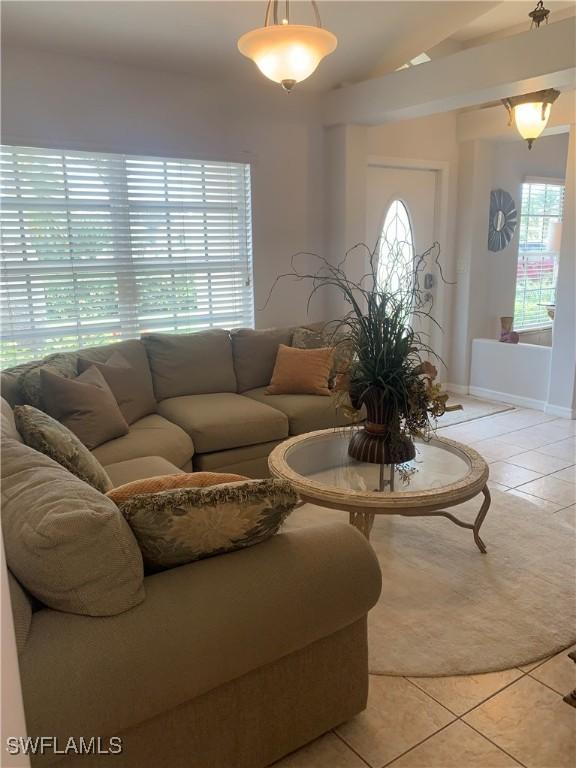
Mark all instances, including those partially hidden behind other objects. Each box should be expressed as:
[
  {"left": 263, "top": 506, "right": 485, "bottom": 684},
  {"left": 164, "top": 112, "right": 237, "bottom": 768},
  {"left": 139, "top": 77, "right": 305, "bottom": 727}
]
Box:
[{"left": 502, "top": 89, "right": 560, "bottom": 149}]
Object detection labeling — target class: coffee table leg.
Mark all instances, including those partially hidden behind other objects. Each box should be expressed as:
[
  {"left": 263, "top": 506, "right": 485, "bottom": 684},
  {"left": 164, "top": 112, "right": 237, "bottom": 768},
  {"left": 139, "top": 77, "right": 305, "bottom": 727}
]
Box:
[
  {"left": 473, "top": 486, "right": 491, "bottom": 554},
  {"left": 349, "top": 510, "right": 375, "bottom": 539}
]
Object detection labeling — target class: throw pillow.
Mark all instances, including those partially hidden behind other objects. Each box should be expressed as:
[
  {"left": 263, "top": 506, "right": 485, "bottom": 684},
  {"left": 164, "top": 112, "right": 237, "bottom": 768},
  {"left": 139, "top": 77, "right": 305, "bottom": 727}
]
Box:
[
  {"left": 77, "top": 349, "right": 155, "bottom": 424},
  {"left": 1, "top": 438, "right": 144, "bottom": 616},
  {"left": 292, "top": 326, "right": 354, "bottom": 386},
  {"left": 118, "top": 478, "right": 298, "bottom": 571},
  {"left": 40, "top": 366, "right": 129, "bottom": 450},
  {"left": 230, "top": 327, "right": 293, "bottom": 393},
  {"left": 14, "top": 405, "right": 113, "bottom": 493},
  {"left": 19, "top": 352, "right": 79, "bottom": 408},
  {"left": 107, "top": 471, "right": 249, "bottom": 505},
  {"left": 267, "top": 344, "right": 334, "bottom": 396}
]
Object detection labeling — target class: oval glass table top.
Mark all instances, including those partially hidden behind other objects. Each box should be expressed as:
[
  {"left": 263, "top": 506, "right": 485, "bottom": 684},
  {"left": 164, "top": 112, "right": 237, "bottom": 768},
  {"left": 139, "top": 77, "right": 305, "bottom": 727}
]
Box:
[{"left": 270, "top": 427, "right": 488, "bottom": 511}]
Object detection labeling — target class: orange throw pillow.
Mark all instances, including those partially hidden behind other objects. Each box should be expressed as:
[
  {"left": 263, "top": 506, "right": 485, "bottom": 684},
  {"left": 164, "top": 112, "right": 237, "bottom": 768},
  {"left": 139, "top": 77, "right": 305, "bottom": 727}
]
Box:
[
  {"left": 267, "top": 344, "right": 334, "bottom": 396},
  {"left": 106, "top": 472, "right": 248, "bottom": 505}
]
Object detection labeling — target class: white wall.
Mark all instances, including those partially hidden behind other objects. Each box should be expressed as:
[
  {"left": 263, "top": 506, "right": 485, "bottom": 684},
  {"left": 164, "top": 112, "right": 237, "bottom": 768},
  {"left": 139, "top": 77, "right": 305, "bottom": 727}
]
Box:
[
  {"left": 488, "top": 133, "right": 569, "bottom": 337},
  {"left": 1, "top": 46, "right": 328, "bottom": 328},
  {"left": 324, "top": 112, "right": 460, "bottom": 377},
  {"left": 470, "top": 339, "right": 552, "bottom": 410},
  {"left": 547, "top": 126, "right": 576, "bottom": 418}
]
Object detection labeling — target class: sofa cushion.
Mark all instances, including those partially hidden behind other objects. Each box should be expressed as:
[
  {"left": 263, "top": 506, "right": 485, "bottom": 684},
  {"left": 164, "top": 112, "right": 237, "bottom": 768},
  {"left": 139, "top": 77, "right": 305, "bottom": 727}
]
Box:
[
  {"left": 1, "top": 438, "right": 145, "bottom": 616},
  {"left": 1, "top": 397, "right": 22, "bottom": 442},
  {"left": 119, "top": 478, "right": 297, "bottom": 571},
  {"left": 92, "top": 414, "right": 194, "bottom": 469},
  {"left": 78, "top": 344, "right": 157, "bottom": 424},
  {"left": 19, "top": 352, "right": 79, "bottom": 408},
  {"left": 193, "top": 440, "right": 284, "bottom": 478},
  {"left": 244, "top": 387, "right": 355, "bottom": 435},
  {"left": 105, "top": 456, "right": 185, "bottom": 488},
  {"left": 40, "top": 366, "right": 130, "bottom": 449},
  {"left": 8, "top": 571, "right": 32, "bottom": 655},
  {"left": 143, "top": 329, "right": 237, "bottom": 400},
  {"left": 107, "top": 471, "right": 249, "bottom": 505},
  {"left": 231, "top": 327, "right": 293, "bottom": 393},
  {"left": 158, "top": 393, "right": 289, "bottom": 453},
  {"left": 14, "top": 405, "right": 113, "bottom": 493},
  {"left": 19, "top": 523, "right": 381, "bottom": 740}
]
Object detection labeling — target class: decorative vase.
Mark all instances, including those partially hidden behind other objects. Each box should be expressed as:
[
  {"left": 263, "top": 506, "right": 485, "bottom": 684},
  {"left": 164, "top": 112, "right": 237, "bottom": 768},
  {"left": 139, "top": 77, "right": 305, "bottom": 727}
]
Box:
[
  {"left": 499, "top": 316, "right": 519, "bottom": 344},
  {"left": 347, "top": 386, "right": 416, "bottom": 465}
]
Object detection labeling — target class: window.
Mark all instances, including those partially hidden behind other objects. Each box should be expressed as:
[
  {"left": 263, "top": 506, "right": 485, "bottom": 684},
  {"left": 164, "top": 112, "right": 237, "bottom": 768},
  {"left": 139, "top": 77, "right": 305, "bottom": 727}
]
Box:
[
  {"left": 377, "top": 199, "right": 414, "bottom": 294},
  {"left": 514, "top": 179, "right": 564, "bottom": 331},
  {"left": 0, "top": 145, "right": 254, "bottom": 368}
]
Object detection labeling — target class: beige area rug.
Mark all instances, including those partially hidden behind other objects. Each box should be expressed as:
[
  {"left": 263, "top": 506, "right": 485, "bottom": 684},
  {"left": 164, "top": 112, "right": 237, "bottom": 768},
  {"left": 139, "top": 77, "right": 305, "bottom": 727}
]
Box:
[
  {"left": 285, "top": 491, "right": 576, "bottom": 677},
  {"left": 437, "top": 395, "right": 514, "bottom": 428}
]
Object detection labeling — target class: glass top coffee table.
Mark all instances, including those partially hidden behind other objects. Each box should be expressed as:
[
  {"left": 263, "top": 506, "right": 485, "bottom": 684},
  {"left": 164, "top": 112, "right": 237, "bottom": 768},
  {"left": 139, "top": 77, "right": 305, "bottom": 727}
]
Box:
[{"left": 269, "top": 427, "right": 491, "bottom": 552}]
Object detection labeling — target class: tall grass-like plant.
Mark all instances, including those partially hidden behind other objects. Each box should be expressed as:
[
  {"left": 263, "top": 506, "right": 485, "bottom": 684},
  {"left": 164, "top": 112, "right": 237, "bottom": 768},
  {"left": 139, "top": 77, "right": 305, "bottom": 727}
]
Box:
[{"left": 265, "top": 240, "right": 451, "bottom": 459}]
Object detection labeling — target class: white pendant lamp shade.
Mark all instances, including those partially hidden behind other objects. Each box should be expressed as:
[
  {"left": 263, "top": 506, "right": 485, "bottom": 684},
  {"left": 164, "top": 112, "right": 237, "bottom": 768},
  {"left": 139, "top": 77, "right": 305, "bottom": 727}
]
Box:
[
  {"left": 513, "top": 102, "right": 552, "bottom": 146},
  {"left": 238, "top": 1, "right": 337, "bottom": 91},
  {"left": 238, "top": 24, "right": 337, "bottom": 90}
]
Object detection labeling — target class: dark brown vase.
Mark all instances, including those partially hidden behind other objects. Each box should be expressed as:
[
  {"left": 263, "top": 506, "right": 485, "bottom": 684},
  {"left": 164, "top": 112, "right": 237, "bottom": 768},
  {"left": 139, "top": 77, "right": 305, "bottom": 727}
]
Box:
[{"left": 348, "top": 386, "right": 416, "bottom": 465}]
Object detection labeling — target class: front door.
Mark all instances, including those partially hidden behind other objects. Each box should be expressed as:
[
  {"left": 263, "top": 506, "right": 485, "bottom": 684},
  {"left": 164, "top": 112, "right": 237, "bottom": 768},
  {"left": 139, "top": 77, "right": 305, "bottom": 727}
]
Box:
[{"left": 366, "top": 164, "right": 439, "bottom": 345}]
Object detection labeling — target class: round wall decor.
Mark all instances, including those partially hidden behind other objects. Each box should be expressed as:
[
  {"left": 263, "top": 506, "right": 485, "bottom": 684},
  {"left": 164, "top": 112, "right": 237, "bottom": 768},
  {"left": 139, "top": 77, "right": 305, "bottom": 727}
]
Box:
[{"left": 488, "top": 189, "right": 517, "bottom": 251}]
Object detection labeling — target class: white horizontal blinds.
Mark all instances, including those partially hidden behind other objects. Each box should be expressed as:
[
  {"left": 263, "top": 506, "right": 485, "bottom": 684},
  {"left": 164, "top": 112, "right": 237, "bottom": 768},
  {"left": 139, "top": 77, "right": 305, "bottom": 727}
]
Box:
[
  {"left": 0, "top": 146, "right": 253, "bottom": 367},
  {"left": 514, "top": 180, "right": 564, "bottom": 331}
]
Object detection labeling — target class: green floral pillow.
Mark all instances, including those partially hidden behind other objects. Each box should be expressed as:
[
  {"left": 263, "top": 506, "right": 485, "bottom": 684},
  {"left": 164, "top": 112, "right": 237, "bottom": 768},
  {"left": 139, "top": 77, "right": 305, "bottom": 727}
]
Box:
[
  {"left": 14, "top": 405, "right": 113, "bottom": 493},
  {"left": 117, "top": 479, "right": 298, "bottom": 571}
]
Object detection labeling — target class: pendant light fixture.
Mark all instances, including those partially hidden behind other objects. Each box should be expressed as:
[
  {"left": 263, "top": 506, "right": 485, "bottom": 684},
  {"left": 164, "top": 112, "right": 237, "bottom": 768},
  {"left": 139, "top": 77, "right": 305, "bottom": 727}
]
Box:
[
  {"left": 502, "top": 89, "right": 560, "bottom": 149},
  {"left": 502, "top": 2, "right": 558, "bottom": 149},
  {"left": 238, "top": 1, "right": 337, "bottom": 92}
]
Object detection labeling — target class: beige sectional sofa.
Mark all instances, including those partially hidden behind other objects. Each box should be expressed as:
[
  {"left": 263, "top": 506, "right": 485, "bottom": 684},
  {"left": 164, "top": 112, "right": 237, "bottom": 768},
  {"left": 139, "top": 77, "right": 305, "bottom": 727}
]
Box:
[
  {"left": 1, "top": 325, "right": 355, "bottom": 481},
  {"left": 2, "top": 325, "right": 381, "bottom": 768}
]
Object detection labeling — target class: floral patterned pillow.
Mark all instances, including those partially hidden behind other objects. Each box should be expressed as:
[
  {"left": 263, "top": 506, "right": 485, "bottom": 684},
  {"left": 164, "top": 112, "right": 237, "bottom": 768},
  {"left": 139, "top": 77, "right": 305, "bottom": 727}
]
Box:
[
  {"left": 14, "top": 405, "right": 113, "bottom": 493},
  {"left": 117, "top": 478, "right": 298, "bottom": 571}
]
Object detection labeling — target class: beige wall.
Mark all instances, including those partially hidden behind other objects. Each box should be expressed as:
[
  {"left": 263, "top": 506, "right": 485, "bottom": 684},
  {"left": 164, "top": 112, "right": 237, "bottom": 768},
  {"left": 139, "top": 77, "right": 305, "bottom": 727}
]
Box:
[{"left": 1, "top": 46, "right": 328, "bottom": 329}]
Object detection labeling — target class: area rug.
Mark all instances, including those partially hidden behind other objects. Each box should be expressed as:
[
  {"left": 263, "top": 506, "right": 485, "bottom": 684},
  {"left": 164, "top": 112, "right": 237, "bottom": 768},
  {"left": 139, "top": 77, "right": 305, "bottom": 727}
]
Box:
[
  {"left": 437, "top": 394, "right": 514, "bottom": 428},
  {"left": 285, "top": 491, "right": 576, "bottom": 676}
]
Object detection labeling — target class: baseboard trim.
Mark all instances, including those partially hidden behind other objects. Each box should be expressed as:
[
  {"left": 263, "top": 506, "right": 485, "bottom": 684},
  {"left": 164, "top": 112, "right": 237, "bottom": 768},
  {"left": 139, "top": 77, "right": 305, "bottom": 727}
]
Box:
[
  {"left": 468, "top": 386, "right": 545, "bottom": 411},
  {"left": 544, "top": 403, "right": 576, "bottom": 420},
  {"left": 444, "top": 383, "right": 469, "bottom": 396}
]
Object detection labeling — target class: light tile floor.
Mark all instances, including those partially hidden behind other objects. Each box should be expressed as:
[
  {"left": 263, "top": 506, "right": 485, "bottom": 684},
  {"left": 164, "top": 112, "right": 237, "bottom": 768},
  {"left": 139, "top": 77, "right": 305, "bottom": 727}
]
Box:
[{"left": 274, "top": 404, "right": 576, "bottom": 768}]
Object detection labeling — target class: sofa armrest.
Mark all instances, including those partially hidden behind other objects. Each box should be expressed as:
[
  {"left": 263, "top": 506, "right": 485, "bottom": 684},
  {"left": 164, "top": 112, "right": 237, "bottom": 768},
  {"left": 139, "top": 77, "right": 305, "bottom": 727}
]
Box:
[{"left": 20, "top": 523, "right": 381, "bottom": 742}]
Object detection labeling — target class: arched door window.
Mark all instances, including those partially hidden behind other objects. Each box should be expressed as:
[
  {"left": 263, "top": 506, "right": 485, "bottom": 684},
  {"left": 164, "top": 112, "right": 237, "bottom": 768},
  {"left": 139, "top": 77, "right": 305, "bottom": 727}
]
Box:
[{"left": 377, "top": 200, "right": 414, "bottom": 294}]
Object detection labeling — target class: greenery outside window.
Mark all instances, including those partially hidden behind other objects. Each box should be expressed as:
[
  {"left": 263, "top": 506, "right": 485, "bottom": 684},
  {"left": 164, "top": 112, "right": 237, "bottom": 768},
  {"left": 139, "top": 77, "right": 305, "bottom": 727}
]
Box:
[
  {"left": 0, "top": 145, "right": 254, "bottom": 368},
  {"left": 514, "top": 178, "right": 564, "bottom": 331}
]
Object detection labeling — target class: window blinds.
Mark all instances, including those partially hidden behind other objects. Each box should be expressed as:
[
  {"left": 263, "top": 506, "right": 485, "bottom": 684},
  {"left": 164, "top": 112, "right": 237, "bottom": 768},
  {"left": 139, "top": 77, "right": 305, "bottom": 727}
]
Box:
[
  {"left": 514, "top": 180, "right": 564, "bottom": 331},
  {"left": 0, "top": 145, "right": 254, "bottom": 368}
]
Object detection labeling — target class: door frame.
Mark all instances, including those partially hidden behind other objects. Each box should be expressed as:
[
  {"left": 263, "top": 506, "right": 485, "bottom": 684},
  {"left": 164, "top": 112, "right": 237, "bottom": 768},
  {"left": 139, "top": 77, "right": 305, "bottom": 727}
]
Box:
[{"left": 365, "top": 155, "right": 451, "bottom": 376}]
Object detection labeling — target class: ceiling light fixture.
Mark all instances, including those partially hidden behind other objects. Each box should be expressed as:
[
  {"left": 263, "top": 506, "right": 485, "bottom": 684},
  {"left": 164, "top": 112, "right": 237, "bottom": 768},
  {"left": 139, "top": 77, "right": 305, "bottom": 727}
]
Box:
[
  {"left": 237, "top": 1, "right": 337, "bottom": 92},
  {"left": 502, "top": 89, "right": 560, "bottom": 149},
  {"left": 528, "top": 0, "right": 550, "bottom": 28},
  {"left": 501, "top": 4, "right": 557, "bottom": 149}
]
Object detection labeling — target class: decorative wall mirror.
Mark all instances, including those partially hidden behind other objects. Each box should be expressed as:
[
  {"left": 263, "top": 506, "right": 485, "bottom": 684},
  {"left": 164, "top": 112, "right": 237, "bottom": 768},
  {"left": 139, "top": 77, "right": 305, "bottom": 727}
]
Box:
[{"left": 488, "top": 189, "right": 517, "bottom": 251}]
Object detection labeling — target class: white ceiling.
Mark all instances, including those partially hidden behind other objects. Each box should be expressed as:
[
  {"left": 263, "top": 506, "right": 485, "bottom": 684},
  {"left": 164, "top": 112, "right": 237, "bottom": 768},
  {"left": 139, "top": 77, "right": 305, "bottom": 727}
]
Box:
[{"left": 2, "top": 1, "right": 574, "bottom": 91}]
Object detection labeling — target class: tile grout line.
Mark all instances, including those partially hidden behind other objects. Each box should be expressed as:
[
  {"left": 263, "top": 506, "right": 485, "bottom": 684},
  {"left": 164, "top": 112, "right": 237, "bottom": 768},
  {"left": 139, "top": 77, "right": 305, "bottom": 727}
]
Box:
[
  {"left": 462, "top": 719, "right": 527, "bottom": 768},
  {"left": 379, "top": 719, "right": 457, "bottom": 767},
  {"left": 332, "top": 730, "right": 373, "bottom": 768}
]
